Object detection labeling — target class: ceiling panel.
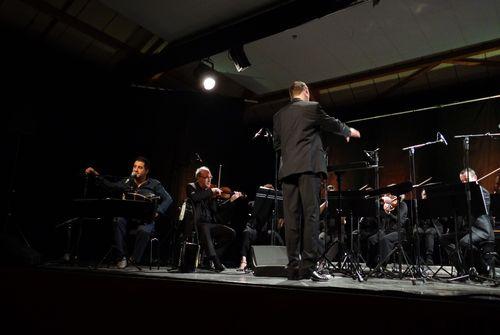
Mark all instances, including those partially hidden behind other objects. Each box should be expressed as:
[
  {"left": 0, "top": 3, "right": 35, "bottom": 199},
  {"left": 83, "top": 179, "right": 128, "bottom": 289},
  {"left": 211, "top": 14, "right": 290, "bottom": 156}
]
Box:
[
  {"left": 101, "top": 0, "right": 280, "bottom": 42},
  {"left": 0, "top": 0, "right": 37, "bottom": 29},
  {"left": 208, "top": 0, "right": 500, "bottom": 95}
]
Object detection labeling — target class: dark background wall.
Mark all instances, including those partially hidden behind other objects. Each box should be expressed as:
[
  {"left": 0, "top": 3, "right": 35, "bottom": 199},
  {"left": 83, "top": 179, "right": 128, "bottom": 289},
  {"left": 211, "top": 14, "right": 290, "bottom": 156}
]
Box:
[
  {"left": 327, "top": 99, "right": 500, "bottom": 192},
  {"left": 2, "top": 30, "right": 499, "bottom": 262}
]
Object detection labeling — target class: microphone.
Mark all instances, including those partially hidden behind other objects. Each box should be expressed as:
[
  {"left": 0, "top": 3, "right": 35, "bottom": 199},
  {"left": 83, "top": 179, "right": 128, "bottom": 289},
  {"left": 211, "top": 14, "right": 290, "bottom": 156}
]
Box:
[
  {"left": 125, "top": 172, "right": 137, "bottom": 184},
  {"left": 437, "top": 132, "right": 448, "bottom": 146},
  {"left": 195, "top": 152, "right": 203, "bottom": 163}
]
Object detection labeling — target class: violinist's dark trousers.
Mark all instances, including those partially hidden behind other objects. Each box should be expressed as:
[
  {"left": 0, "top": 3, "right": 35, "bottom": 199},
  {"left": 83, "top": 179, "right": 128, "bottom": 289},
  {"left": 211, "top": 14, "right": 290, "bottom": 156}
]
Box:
[
  {"left": 197, "top": 222, "right": 235, "bottom": 258},
  {"left": 240, "top": 226, "right": 257, "bottom": 258},
  {"left": 367, "top": 230, "right": 401, "bottom": 268},
  {"left": 282, "top": 173, "right": 322, "bottom": 272},
  {"left": 113, "top": 217, "right": 154, "bottom": 262}
]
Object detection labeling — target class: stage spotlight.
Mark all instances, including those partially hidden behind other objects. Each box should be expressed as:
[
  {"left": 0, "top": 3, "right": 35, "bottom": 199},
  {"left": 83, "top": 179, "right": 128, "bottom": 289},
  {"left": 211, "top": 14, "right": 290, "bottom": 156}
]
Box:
[
  {"left": 202, "top": 76, "right": 216, "bottom": 90},
  {"left": 193, "top": 59, "right": 217, "bottom": 91},
  {"left": 229, "top": 45, "right": 251, "bottom": 72}
]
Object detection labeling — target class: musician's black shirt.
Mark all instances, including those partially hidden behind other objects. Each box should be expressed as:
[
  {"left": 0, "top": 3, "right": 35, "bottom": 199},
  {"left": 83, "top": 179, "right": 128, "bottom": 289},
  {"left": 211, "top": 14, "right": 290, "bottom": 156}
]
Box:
[{"left": 96, "top": 175, "right": 173, "bottom": 217}]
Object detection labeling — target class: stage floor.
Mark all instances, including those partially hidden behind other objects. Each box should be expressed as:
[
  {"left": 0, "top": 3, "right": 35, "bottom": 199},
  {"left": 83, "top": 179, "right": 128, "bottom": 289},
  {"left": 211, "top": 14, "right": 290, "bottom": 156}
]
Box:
[
  {"left": 4, "top": 262, "right": 500, "bottom": 334},
  {"left": 41, "top": 262, "right": 500, "bottom": 301}
]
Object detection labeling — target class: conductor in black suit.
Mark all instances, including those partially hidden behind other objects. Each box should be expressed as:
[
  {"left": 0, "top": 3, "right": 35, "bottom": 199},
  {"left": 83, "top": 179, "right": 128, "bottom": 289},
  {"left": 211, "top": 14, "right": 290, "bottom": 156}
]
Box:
[{"left": 273, "top": 81, "right": 361, "bottom": 281}]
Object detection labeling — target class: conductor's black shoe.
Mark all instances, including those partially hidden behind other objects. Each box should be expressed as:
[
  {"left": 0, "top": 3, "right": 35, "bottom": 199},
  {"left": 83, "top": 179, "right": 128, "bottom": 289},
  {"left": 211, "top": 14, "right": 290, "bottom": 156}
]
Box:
[
  {"left": 213, "top": 261, "right": 226, "bottom": 272},
  {"left": 310, "top": 270, "right": 330, "bottom": 282}
]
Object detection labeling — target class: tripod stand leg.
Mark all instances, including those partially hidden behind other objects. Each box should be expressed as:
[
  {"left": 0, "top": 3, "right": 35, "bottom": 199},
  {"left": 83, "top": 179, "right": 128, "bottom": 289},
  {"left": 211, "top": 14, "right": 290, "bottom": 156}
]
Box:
[
  {"left": 367, "top": 246, "right": 399, "bottom": 278},
  {"left": 94, "top": 247, "right": 113, "bottom": 269},
  {"left": 342, "top": 252, "right": 365, "bottom": 282}
]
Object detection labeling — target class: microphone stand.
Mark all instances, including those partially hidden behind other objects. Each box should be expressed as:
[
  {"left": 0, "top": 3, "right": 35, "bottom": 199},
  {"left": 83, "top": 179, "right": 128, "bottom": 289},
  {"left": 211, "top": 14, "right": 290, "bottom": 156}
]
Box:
[
  {"left": 252, "top": 128, "right": 279, "bottom": 245},
  {"left": 453, "top": 132, "right": 500, "bottom": 282},
  {"left": 402, "top": 135, "right": 446, "bottom": 282}
]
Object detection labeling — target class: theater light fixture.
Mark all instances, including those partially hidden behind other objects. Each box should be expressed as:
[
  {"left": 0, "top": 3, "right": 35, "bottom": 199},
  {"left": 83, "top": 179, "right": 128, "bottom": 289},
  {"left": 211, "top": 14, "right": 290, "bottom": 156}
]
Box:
[
  {"left": 193, "top": 59, "right": 217, "bottom": 91},
  {"left": 229, "top": 45, "right": 251, "bottom": 72}
]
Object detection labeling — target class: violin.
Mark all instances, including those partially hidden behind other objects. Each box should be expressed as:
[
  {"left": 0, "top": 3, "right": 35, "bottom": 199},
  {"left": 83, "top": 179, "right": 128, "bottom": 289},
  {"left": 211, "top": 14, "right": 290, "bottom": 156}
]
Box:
[
  {"left": 381, "top": 193, "right": 398, "bottom": 212},
  {"left": 210, "top": 163, "right": 247, "bottom": 201},
  {"left": 210, "top": 184, "right": 246, "bottom": 200},
  {"left": 220, "top": 186, "right": 247, "bottom": 200}
]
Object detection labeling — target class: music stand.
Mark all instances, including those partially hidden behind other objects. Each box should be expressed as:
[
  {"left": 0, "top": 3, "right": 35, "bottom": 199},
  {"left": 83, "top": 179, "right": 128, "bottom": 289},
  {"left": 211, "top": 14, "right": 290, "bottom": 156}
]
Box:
[
  {"left": 417, "top": 195, "right": 453, "bottom": 278},
  {"left": 365, "top": 182, "right": 414, "bottom": 279},
  {"left": 454, "top": 132, "right": 500, "bottom": 282},
  {"left": 326, "top": 161, "right": 379, "bottom": 282},
  {"left": 402, "top": 134, "right": 447, "bottom": 281},
  {"left": 71, "top": 198, "right": 156, "bottom": 270},
  {"left": 425, "top": 182, "right": 497, "bottom": 283},
  {"left": 326, "top": 190, "right": 377, "bottom": 281},
  {"left": 254, "top": 186, "right": 283, "bottom": 243}
]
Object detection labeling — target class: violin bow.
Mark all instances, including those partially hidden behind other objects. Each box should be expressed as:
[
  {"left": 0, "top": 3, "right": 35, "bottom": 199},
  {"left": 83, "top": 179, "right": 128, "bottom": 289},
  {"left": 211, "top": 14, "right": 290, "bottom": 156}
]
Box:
[
  {"left": 477, "top": 166, "right": 500, "bottom": 182},
  {"left": 217, "top": 164, "right": 222, "bottom": 188}
]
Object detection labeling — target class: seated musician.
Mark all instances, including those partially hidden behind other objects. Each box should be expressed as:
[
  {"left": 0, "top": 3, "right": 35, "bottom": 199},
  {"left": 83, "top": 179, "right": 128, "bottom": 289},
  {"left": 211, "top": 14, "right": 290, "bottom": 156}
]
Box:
[
  {"left": 366, "top": 192, "right": 408, "bottom": 270},
  {"left": 186, "top": 166, "right": 241, "bottom": 272},
  {"left": 238, "top": 184, "right": 284, "bottom": 271},
  {"left": 441, "top": 168, "right": 495, "bottom": 274},
  {"left": 84, "top": 156, "right": 173, "bottom": 269}
]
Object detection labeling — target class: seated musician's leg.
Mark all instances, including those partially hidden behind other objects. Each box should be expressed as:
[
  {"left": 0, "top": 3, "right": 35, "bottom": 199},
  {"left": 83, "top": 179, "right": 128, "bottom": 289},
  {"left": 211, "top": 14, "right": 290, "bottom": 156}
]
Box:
[
  {"left": 131, "top": 221, "right": 154, "bottom": 263},
  {"left": 380, "top": 231, "right": 399, "bottom": 265},
  {"left": 197, "top": 222, "right": 226, "bottom": 272},
  {"left": 239, "top": 226, "right": 257, "bottom": 270},
  {"left": 424, "top": 227, "right": 437, "bottom": 265},
  {"left": 211, "top": 224, "right": 236, "bottom": 260},
  {"left": 366, "top": 231, "right": 381, "bottom": 269},
  {"left": 113, "top": 217, "right": 128, "bottom": 267}
]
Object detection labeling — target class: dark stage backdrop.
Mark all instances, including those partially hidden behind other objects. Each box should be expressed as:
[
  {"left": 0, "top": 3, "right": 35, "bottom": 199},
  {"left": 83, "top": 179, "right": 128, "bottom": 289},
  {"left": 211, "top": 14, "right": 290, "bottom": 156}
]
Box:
[{"left": 3, "top": 82, "right": 275, "bottom": 259}]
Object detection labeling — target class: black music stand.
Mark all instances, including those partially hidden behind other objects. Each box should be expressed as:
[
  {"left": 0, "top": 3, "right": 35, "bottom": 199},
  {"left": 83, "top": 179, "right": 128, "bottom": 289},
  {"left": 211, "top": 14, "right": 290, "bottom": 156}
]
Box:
[
  {"left": 454, "top": 132, "right": 499, "bottom": 283},
  {"left": 71, "top": 198, "right": 156, "bottom": 270},
  {"left": 402, "top": 134, "right": 447, "bottom": 281},
  {"left": 325, "top": 190, "right": 377, "bottom": 281},
  {"left": 417, "top": 197, "right": 453, "bottom": 278},
  {"left": 425, "top": 182, "right": 497, "bottom": 283},
  {"left": 254, "top": 186, "right": 284, "bottom": 245},
  {"left": 366, "top": 182, "right": 413, "bottom": 279},
  {"left": 326, "top": 162, "right": 379, "bottom": 282}
]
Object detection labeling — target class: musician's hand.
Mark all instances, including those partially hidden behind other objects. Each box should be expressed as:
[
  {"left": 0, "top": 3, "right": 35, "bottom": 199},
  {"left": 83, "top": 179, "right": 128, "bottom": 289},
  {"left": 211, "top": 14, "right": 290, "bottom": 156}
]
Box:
[
  {"left": 277, "top": 218, "right": 285, "bottom": 229},
  {"left": 85, "top": 167, "right": 99, "bottom": 176},
  {"left": 230, "top": 191, "right": 242, "bottom": 202},
  {"left": 383, "top": 203, "right": 392, "bottom": 213},
  {"left": 346, "top": 127, "right": 361, "bottom": 142},
  {"left": 211, "top": 188, "right": 222, "bottom": 196}
]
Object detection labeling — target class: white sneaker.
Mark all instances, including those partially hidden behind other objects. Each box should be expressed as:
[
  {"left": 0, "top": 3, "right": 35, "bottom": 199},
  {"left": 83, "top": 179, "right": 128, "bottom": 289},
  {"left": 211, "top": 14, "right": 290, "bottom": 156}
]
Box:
[{"left": 117, "top": 257, "right": 127, "bottom": 269}]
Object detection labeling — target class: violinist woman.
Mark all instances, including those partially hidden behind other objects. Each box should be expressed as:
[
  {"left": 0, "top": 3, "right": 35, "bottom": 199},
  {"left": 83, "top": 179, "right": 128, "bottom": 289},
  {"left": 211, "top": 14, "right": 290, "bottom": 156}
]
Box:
[{"left": 186, "top": 166, "right": 241, "bottom": 272}]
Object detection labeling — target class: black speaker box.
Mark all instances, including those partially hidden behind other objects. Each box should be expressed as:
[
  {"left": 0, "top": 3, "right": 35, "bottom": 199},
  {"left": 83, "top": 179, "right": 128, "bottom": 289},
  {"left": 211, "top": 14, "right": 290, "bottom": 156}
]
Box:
[{"left": 251, "top": 245, "right": 287, "bottom": 277}]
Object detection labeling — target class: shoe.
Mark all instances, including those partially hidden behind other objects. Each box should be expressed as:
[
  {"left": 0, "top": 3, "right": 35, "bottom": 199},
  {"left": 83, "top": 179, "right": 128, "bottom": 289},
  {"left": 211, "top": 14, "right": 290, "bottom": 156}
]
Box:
[
  {"left": 237, "top": 258, "right": 247, "bottom": 272},
  {"left": 116, "top": 257, "right": 127, "bottom": 269},
  {"left": 310, "top": 270, "right": 331, "bottom": 282},
  {"left": 425, "top": 256, "right": 434, "bottom": 266},
  {"left": 318, "top": 267, "right": 334, "bottom": 279},
  {"left": 214, "top": 263, "right": 226, "bottom": 272},
  {"left": 212, "top": 257, "right": 226, "bottom": 272}
]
